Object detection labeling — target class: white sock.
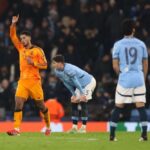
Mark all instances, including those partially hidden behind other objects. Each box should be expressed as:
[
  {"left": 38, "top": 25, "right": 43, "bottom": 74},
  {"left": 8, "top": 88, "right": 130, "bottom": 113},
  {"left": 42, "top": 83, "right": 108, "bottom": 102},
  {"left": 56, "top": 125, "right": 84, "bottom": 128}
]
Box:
[
  {"left": 81, "top": 125, "right": 86, "bottom": 129},
  {"left": 14, "top": 128, "right": 20, "bottom": 131},
  {"left": 72, "top": 124, "right": 77, "bottom": 129}
]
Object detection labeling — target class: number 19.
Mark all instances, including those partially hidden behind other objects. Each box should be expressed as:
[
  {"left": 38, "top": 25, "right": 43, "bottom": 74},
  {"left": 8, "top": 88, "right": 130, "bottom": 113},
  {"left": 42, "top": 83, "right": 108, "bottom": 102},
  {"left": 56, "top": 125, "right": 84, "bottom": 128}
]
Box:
[{"left": 125, "top": 47, "right": 137, "bottom": 65}]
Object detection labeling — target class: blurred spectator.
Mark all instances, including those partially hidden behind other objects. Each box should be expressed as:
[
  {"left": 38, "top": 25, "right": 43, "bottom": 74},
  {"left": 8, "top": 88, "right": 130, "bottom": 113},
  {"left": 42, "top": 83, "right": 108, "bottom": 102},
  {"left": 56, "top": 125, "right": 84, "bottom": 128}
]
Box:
[
  {"left": 0, "top": 66, "right": 10, "bottom": 80},
  {"left": 0, "top": 79, "right": 12, "bottom": 111},
  {"left": 44, "top": 98, "right": 64, "bottom": 122},
  {"left": 41, "top": 98, "right": 64, "bottom": 132},
  {"left": 43, "top": 74, "right": 60, "bottom": 100}
]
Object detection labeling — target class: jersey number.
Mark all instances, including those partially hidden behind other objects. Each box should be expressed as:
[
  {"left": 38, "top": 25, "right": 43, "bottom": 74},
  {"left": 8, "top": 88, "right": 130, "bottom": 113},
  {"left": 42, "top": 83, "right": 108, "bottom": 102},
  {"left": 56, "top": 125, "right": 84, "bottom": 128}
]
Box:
[{"left": 125, "top": 47, "right": 137, "bottom": 65}]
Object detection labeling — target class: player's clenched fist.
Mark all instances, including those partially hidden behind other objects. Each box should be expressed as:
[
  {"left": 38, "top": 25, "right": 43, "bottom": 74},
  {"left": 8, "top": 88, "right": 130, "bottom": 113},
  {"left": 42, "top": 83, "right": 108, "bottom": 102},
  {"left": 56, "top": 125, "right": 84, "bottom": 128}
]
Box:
[
  {"left": 12, "top": 14, "right": 19, "bottom": 24},
  {"left": 80, "top": 95, "right": 87, "bottom": 102},
  {"left": 71, "top": 96, "right": 79, "bottom": 103},
  {"left": 26, "top": 56, "right": 34, "bottom": 65}
]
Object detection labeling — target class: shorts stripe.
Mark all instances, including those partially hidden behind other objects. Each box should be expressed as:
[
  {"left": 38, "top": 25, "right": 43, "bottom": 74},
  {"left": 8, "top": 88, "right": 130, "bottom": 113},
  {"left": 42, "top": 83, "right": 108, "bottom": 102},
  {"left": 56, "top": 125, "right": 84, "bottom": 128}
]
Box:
[
  {"left": 141, "top": 121, "right": 148, "bottom": 126},
  {"left": 117, "top": 91, "right": 132, "bottom": 97},
  {"left": 81, "top": 117, "right": 88, "bottom": 121},
  {"left": 134, "top": 93, "right": 145, "bottom": 96},
  {"left": 71, "top": 116, "right": 79, "bottom": 121},
  {"left": 110, "top": 121, "right": 117, "bottom": 127}
]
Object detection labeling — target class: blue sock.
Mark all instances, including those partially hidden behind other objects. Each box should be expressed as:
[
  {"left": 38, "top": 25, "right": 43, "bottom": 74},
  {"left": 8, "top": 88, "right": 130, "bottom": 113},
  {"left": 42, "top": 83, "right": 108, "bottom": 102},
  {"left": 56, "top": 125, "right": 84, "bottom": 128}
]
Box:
[
  {"left": 110, "top": 107, "right": 123, "bottom": 137},
  {"left": 80, "top": 102, "right": 88, "bottom": 125},
  {"left": 137, "top": 107, "right": 147, "bottom": 137},
  {"left": 71, "top": 103, "right": 79, "bottom": 125}
]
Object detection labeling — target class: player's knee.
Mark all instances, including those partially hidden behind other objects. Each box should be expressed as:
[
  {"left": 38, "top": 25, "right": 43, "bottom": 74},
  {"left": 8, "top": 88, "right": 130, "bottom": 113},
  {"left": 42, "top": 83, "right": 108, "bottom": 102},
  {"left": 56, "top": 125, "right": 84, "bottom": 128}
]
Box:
[
  {"left": 115, "top": 103, "right": 124, "bottom": 108},
  {"left": 15, "top": 109, "right": 22, "bottom": 112},
  {"left": 15, "top": 103, "right": 23, "bottom": 111},
  {"left": 135, "top": 102, "right": 145, "bottom": 108},
  {"left": 42, "top": 107, "right": 48, "bottom": 114},
  {"left": 15, "top": 97, "right": 25, "bottom": 110},
  {"left": 35, "top": 101, "right": 47, "bottom": 112},
  {"left": 40, "top": 107, "right": 47, "bottom": 113}
]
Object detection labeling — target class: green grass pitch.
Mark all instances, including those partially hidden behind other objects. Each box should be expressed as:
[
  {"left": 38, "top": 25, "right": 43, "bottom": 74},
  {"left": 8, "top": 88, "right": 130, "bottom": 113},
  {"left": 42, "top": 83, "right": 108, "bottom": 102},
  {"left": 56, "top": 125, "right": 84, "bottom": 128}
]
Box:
[{"left": 0, "top": 132, "right": 149, "bottom": 150}]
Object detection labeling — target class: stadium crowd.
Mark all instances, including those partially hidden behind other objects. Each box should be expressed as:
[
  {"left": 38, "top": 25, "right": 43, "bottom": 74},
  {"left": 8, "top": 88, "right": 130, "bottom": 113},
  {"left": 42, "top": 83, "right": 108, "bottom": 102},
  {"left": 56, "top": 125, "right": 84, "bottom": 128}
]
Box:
[{"left": 0, "top": 0, "right": 150, "bottom": 121}]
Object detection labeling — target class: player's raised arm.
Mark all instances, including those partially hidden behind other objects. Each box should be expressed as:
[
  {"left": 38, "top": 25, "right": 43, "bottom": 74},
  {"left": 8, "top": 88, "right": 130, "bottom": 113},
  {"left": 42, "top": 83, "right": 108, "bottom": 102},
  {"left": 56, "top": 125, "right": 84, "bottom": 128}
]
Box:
[{"left": 10, "top": 15, "right": 24, "bottom": 51}]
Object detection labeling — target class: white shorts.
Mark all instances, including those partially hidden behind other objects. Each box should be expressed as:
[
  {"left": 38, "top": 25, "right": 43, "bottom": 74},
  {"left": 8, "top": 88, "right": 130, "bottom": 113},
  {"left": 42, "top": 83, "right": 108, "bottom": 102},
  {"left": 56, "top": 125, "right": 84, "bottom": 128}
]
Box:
[
  {"left": 115, "top": 84, "right": 146, "bottom": 104},
  {"left": 75, "top": 77, "right": 96, "bottom": 101}
]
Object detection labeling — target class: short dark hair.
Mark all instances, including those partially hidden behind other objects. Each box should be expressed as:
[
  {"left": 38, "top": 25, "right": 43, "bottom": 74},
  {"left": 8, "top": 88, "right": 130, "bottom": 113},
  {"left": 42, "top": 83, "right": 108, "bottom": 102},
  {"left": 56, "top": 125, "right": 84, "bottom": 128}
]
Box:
[
  {"left": 20, "top": 31, "right": 31, "bottom": 37},
  {"left": 122, "top": 19, "right": 135, "bottom": 36},
  {"left": 52, "top": 54, "right": 65, "bottom": 63}
]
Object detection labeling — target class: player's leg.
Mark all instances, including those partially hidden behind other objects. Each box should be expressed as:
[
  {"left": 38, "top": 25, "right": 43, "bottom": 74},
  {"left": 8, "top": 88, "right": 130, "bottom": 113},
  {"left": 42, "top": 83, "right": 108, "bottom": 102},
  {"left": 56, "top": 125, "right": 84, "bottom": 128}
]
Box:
[
  {"left": 14, "top": 97, "right": 25, "bottom": 130},
  {"left": 7, "top": 81, "right": 28, "bottom": 136},
  {"left": 78, "top": 101, "right": 88, "bottom": 133},
  {"left": 78, "top": 77, "right": 96, "bottom": 133},
  {"left": 134, "top": 85, "right": 148, "bottom": 141},
  {"left": 35, "top": 100, "right": 50, "bottom": 134},
  {"left": 136, "top": 102, "right": 148, "bottom": 141},
  {"left": 67, "top": 102, "right": 79, "bottom": 133},
  {"left": 30, "top": 80, "right": 51, "bottom": 135},
  {"left": 67, "top": 88, "right": 81, "bottom": 133},
  {"left": 110, "top": 103, "right": 124, "bottom": 141},
  {"left": 110, "top": 84, "right": 132, "bottom": 141}
]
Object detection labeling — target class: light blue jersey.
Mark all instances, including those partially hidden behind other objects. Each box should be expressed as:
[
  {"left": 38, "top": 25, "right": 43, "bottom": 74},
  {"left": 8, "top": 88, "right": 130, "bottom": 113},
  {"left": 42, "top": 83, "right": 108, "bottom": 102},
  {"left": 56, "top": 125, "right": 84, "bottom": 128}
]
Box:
[
  {"left": 54, "top": 63, "right": 93, "bottom": 95},
  {"left": 112, "top": 37, "right": 148, "bottom": 88}
]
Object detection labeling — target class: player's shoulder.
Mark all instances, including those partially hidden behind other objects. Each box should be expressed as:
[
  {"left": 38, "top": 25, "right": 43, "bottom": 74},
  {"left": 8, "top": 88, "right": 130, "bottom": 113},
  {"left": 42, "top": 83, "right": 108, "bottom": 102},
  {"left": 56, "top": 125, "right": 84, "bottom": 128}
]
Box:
[
  {"left": 32, "top": 45, "right": 44, "bottom": 51},
  {"left": 133, "top": 37, "right": 146, "bottom": 47},
  {"left": 64, "top": 63, "right": 77, "bottom": 75},
  {"left": 64, "top": 63, "right": 75, "bottom": 71},
  {"left": 113, "top": 39, "right": 124, "bottom": 47},
  {"left": 31, "top": 45, "right": 45, "bottom": 55}
]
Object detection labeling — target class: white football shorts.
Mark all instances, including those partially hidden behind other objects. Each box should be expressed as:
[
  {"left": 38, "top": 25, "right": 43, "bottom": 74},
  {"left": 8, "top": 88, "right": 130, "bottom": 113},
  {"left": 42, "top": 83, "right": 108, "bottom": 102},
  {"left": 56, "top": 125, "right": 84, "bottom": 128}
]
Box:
[
  {"left": 115, "top": 84, "right": 146, "bottom": 104},
  {"left": 75, "top": 77, "right": 96, "bottom": 101}
]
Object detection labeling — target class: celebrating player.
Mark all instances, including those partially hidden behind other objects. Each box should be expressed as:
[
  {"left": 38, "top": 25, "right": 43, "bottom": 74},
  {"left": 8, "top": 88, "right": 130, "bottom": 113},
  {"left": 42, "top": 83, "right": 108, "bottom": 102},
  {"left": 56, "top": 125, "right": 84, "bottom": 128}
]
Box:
[
  {"left": 110, "top": 19, "right": 148, "bottom": 141},
  {"left": 52, "top": 55, "right": 96, "bottom": 133},
  {"left": 7, "top": 15, "right": 51, "bottom": 136}
]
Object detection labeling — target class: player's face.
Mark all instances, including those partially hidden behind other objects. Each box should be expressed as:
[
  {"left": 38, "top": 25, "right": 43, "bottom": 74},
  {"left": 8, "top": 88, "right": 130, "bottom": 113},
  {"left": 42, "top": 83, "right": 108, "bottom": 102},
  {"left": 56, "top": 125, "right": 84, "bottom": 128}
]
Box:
[
  {"left": 52, "top": 61, "right": 64, "bottom": 70},
  {"left": 20, "top": 34, "right": 31, "bottom": 47}
]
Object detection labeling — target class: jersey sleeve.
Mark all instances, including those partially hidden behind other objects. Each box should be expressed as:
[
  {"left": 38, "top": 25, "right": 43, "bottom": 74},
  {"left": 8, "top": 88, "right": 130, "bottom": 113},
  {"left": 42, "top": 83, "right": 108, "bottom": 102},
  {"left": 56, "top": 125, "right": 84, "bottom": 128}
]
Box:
[
  {"left": 33, "top": 48, "right": 47, "bottom": 69},
  {"left": 70, "top": 76, "right": 84, "bottom": 94},
  {"left": 10, "top": 24, "right": 24, "bottom": 51},
  {"left": 65, "top": 69, "right": 76, "bottom": 77},
  {"left": 63, "top": 81, "right": 76, "bottom": 96},
  {"left": 65, "top": 67, "right": 84, "bottom": 94},
  {"left": 142, "top": 43, "right": 148, "bottom": 59},
  {"left": 112, "top": 43, "right": 120, "bottom": 59}
]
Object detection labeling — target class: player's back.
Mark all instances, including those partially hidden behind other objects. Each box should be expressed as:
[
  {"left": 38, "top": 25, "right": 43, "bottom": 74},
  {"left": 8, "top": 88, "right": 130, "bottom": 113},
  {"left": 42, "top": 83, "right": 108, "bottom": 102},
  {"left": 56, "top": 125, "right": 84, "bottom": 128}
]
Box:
[
  {"left": 55, "top": 63, "right": 93, "bottom": 87},
  {"left": 113, "top": 37, "right": 148, "bottom": 88}
]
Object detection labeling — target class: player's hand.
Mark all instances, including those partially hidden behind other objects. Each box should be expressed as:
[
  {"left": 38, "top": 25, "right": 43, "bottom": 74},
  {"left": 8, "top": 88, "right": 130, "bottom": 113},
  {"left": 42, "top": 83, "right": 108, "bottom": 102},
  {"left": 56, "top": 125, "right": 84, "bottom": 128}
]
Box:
[
  {"left": 12, "top": 14, "right": 19, "bottom": 24},
  {"left": 26, "top": 56, "right": 34, "bottom": 65},
  {"left": 71, "top": 96, "right": 79, "bottom": 103},
  {"left": 80, "top": 95, "right": 87, "bottom": 102}
]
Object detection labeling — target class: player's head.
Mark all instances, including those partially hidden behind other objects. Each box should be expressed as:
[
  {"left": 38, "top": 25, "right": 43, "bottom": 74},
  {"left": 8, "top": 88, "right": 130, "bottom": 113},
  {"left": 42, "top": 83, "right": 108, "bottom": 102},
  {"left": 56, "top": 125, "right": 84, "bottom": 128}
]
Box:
[
  {"left": 20, "top": 31, "right": 31, "bottom": 47},
  {"left": 122, "top": 19, "right": 135, "bottom": 36},
  {"left": 52, "top": 54, "right": 65, "bottom": 70}
]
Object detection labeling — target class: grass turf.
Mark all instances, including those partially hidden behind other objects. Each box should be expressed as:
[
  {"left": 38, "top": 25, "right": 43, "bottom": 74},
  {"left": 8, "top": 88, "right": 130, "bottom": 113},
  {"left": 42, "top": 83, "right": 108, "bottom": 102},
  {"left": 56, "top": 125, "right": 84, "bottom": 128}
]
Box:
[{"left": 0, "top": 132, "right": 149, "bottom": 150}]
